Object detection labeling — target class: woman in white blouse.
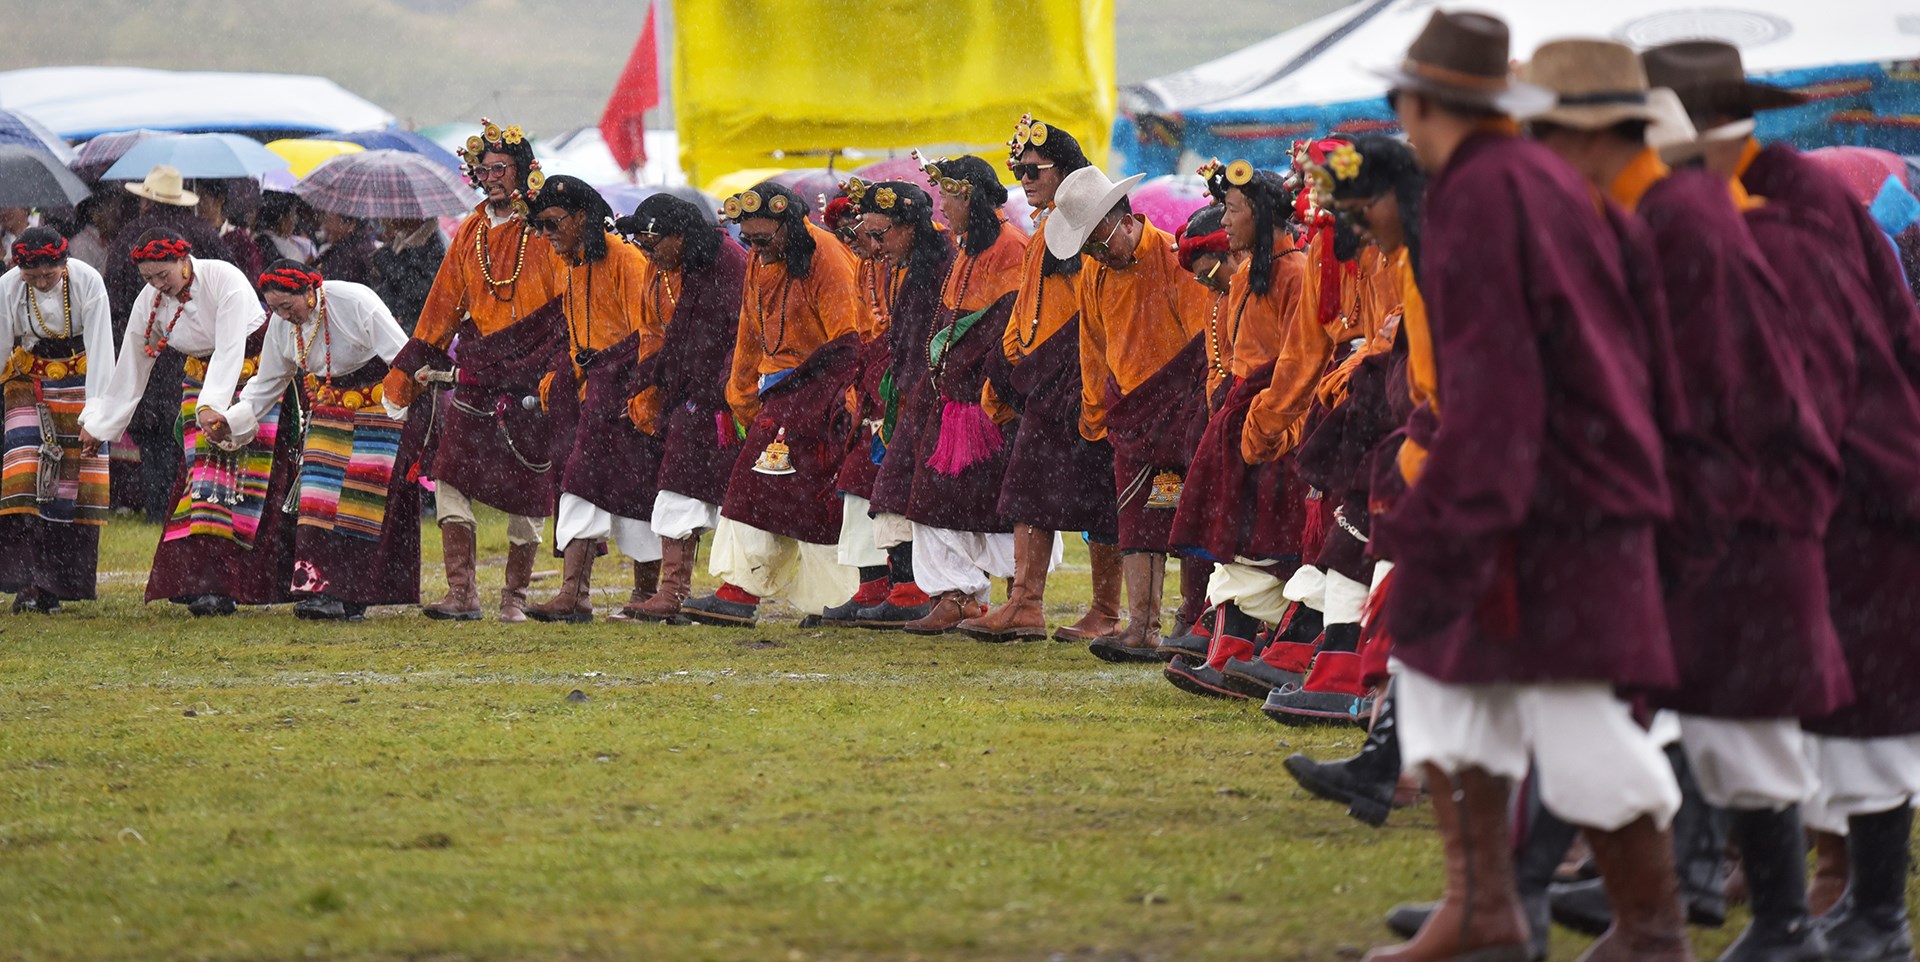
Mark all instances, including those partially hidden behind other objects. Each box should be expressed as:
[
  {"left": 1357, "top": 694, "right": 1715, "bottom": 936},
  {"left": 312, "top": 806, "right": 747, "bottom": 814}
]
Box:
[
  {"left": 0, "top": 228, "right": 118, "bottom": 612},
  {"left": 206, "top": 263, "right": 423, "bottom": 621},
  {"left": 78, "top": 229, "right": 298, "bottom": 617}
]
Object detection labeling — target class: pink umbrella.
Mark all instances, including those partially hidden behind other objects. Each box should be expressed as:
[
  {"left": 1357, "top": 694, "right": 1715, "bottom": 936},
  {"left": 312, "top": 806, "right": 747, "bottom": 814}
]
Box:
[
  {"left": 1805, "top": 146, "right": 1909, "bottom": 207},
  {"left": 1130, "top": 174, "right": 1213, "bottom": 235}
]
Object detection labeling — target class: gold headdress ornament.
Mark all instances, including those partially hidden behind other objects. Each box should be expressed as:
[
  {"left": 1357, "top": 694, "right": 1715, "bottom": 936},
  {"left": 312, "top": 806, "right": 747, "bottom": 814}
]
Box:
[
  {"left": 916, "top": 149, "right": 972, "bottom": 196},
  {"left": 841, "top": 177, "right": 869, "bottom": 204},
  {"left": 1225, "top": 159, "right": 1255, "bottom": 186},
  {"left": 719, "top": 188, "right": 789, "bottom": 222},
  {"left": 1007, "top": 112, "right": 1048, "bottom": 163},
  {"left": 455, "top": 116, "right": 539, "bottom": 214},
  {"left": 872, "top": 186, "right": 900, "bottom": 210}
]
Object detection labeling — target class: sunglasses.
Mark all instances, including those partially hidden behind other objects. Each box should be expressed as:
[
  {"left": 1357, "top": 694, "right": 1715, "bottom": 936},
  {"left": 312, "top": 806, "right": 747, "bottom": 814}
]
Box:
[
  {"left": 741, "top": 231, "right": 780, "bottom": 248},
  {"left": 1080, "top": 216, "right": 1124, "bottom": 257},
  {"left": 863, "top": 224, "right": 895, "bottom": 242},
  {"left": 530, "top": 215, "right": 569, "bottom": 234},
  {"left": 1009, "top": 162, "right": 1056, "bottom": 182}
]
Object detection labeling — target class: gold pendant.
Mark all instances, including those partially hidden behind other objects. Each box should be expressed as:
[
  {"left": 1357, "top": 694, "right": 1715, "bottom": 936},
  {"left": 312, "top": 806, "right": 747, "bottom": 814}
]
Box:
[
  {"left": 752, "top": 428, "right": 797, "bottom": 476},
  {"left": 1145, "top": 470, "right": 1184, "bottom": 509}
]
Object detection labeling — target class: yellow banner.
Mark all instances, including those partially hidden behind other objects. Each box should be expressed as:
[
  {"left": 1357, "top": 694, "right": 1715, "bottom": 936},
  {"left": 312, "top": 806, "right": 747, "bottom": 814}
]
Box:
[{"left": 673, "top": 0, "right": 1115, "bottom": 192}]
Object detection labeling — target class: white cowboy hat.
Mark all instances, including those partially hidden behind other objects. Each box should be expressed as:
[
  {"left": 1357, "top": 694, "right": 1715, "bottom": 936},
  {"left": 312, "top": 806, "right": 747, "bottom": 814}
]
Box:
[
  {"left": 1044, "top": 166, "right": 1146, "bottom": 260},
  {"left": 124, "top": 165, "right": 200, "bottom": 207}
]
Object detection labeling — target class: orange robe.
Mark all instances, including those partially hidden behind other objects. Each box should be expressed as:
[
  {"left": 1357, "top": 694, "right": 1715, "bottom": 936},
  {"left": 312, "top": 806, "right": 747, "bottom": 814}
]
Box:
[
  {"left": 1075, "top": 218, "right": 1212, "bottom": 441},
  {"left": 1239, "top": 234, "right": 1338, "bottom": 464},
  {"left": 725, "top": 222, "right": 862, "bottom": 425},
  {"left": 982, "top": 216, "right": 1081, "bottom": 424},
  {"left": 944, "top": 220, "right": 1027, "bottom": 312},
  {"left": 625, "top": 252, "right": 681, "bottom": 431},
  {"left": 542, "top": 236, "right": 653, "bottom": 405}
]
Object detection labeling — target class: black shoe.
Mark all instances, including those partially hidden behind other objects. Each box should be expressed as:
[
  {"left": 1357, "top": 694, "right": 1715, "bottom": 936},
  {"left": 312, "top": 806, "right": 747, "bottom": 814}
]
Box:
[
  {"left": 1280, "top": 684, "right": 1402, "bottom": 826},
  {"left": 1260, "top": 685, "right": 1371, "bottom": 727},
  {"left": 1385, "top": 901, "right": 1434, "bottom": 939},
  {"left": 342, "top": 602, "right": 368, "bottom": 623},
  {"left": 1158, "top": 631, "right": 1210, "bottom": 662},
  {"left": 1219, "top": 656, "right": 1302, "bottom": 699},
  {"left": 851, "top": 600, "right": 934, "bottom": 629},
  {"left": 815, "top": 596, "right": 869, "bottom": 626},
  {"left": 188, "top": 594, "right": 238, "bottom": 617},
  {"left": 1548, "top": 878, "right": 1613, "bottom": 936},
  {"left": 1670, "top": 742, "right": 1731, "bottom": 928},
  {"left": 1161, "top": 656, "right": 1245, "bottom": 699},
  {"left": 679, "top": 593, "right": 757, "bottom": 627},
  {"left": 1722, "top": 805, "right": 1829, "bottom": 962},
  {"left": 1819, "top": 805, "right": 1914, "bottom": 962},
  {"left": 295, "top": 595, "right": 347, "bottom": 620}
]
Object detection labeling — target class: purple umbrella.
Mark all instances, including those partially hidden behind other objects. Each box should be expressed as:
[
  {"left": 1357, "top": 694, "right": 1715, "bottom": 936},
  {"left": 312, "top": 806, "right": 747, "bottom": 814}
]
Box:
[
  {"left": 330, "top": 127, "right": 462, "bottom": 173},
  {"left": 763, "top": 168, "right": 845, "bottom": 227},
  {"left": 0, "top": 109, "right": 72, "bottom": 163},
  {"left": 1130, "top": 175, "right": 1213, "bottom": 235}
]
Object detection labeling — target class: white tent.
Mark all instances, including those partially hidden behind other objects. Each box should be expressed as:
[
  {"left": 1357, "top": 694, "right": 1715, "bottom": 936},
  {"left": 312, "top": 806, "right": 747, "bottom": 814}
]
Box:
[
  {"left": 1118, "top": 0, "right": 1920, "bottom": 174},
  {"left": 0, "top": 66, "right": 395, "bottom": 140}
]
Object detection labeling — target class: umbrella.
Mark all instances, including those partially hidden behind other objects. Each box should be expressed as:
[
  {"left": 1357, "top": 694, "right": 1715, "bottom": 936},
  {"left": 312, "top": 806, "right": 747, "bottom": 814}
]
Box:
[
  {"left": 0, "top": 145, "right": 91, "bottom": 207},
  {"left": 1130, "top": 174, "right": 1213, "bottom": 235},
  {"left": 597, "top": 183, "right": 721, "bottom": 226},
  {"left": 1805, "top": 146, "right": 1909, "bottom": 207},
  {"left": 329, "top": 128, "right": 462, "bottom": 172},
  {"left": 265, "top": 138, "right": 365, "bottom": 179},
  {"left": 849, "top": 156, "right": 928, "bottom": 186},
  {"left": 101, "top": 133, "right": 291, "bottom": 180},
  {"left": 293, "top": 149, "right": 480, "bottom": 220},
  {"left": 0, "top": 109, "right": 74, "bottom": 163},
  {"left": 69, "top": 128, "right": 170, "bottom": 181}
]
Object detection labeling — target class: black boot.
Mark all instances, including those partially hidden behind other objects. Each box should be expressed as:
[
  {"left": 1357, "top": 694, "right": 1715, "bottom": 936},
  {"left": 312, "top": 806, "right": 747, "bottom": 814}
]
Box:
[
  {"left": 1282, "top": 680, "right": 1403, "bottom": 826},
  {"left": 1820, "top": 804, "right": 1913, "bottom": 962},
  {"left": 1721, "top": 805, "right": 1828, "bottom": 962}
]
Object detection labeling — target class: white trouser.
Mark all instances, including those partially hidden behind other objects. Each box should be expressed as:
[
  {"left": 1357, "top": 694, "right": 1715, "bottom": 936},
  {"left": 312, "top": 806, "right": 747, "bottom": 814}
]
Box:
[
  {"left": 1282, "top": 565, "right": 1370, "bottom": 624},
  {"left": 1676, "top": 715, "right": 1816, "bottom": 811},
  {"left": 836, "top": 494, "right": 888, "bottom": 568},
  {"left": 1206, "top": 559, "right": 1293, "bottom": 623},
  {"left": 909, "top": 523, "right": 1031, "bottom": 599},
  {"left": 1802, "top": 733, "right": 1920, "bottom": 833},
  {"left": 872, "top": 511, "right": 912, "bottom": 550},
  {"left": 1393, "top": 661, "right": 1683, "bottom": 831},
  {"left": 434, "top": 480, "right": 542, "bottom": 546},
  {"left": 651, "top": 490, "right": 719, "bottom": 541},
  {"left": 708, "top": 516, "right": 857, "bottom": 614},
  {"left": 554, "top": 492, "right": 662, "bottom": 560}
]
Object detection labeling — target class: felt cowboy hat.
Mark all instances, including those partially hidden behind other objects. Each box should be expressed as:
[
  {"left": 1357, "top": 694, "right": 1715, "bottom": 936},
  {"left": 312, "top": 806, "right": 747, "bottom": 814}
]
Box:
[
  {"left": 1370, "top": 9, "right": 1553, "bottom": 117},
  {"left": 1519, "top": 39, "right": 1681, "bottom": 130},
  {"left": 124, "top": 165, "right": 199, "bottom": 207},
  {"left": 1044, "top": 165, "right": 1146, "bottom": 259},
  {"left": 1641, "top": 41, "right": 1807, "bottom": 126}
]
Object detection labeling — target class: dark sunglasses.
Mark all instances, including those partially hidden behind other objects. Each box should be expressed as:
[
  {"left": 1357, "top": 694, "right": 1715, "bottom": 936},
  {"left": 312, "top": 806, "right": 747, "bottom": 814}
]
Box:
[
  {"left": 1079, "top": 216, "right": 1124, "bottom": 257},
  {"left": 863, "top": 224, "right": 895, "bottom": 242},
  {"left": 1010, "top": 162, "right": 1056, "bottom": 182},
  {"left": 531, "top": 215, "right": 569, "bottom": 234}
]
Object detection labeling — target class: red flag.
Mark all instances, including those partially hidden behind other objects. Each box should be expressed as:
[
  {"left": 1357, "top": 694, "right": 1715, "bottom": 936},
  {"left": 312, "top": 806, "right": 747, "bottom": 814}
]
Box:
[{"left": 599, "top": 2, "right": 660, "bottom": 175}]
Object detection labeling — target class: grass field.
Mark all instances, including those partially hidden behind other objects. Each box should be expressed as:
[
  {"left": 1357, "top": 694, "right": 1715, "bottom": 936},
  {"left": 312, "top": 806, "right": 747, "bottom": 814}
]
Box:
[{"left": 0, "top": 511, "right": 1884, "bottom": 961}]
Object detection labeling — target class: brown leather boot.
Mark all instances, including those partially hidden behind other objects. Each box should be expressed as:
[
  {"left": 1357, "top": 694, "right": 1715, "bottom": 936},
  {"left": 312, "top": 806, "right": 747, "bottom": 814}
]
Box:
[
  {"left": 903, "top": 589, "right": 986, "bottom": 636},
  {"left": 529, "top": 539, "right": 597, "bottom": 623},
  {"left": 958, "top": 524, "right": 1052, "bottom": 642},
  {"left": 1807, "top": 829, "right": 1847, "bottom": 917},
  {"left": 1054, "top": 540, "right": 1123, "bottom": 642},
  {"left": 423, "top": 522, "right": 484, "bottom": 620},
  {"left": 1573, "top": 816, "right": 1693, "bottom": 962},
  {"left": 1088, "top": 552, "right": 1168, "bottom": 663},
  {"left": 620, "top": 535, "right": 696, "bottom": 623},
  {"left": 611, "top": 549, "right": 673, "bottom": 622},
  {"left": 499, "top": 541, "right": 536, "bottom": 623},
  {"left": 1366, "top": 766, "right": 1530, "bottom": 962}
]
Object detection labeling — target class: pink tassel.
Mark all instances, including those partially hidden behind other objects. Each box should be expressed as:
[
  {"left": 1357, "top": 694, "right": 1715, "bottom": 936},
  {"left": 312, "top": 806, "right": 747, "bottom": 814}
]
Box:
[
  {"left": 1300, "top": 490, "right": 1328, "bottom": 561},
  {"left": 926, "top": 400, "right": 1002, "bottom": 476}
]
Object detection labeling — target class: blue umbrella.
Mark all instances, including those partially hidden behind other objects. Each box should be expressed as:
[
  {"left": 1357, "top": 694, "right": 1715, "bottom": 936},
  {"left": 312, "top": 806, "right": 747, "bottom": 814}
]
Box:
[
  {"left": 100, "top": 132, "right": 290, "bottom": 180},
  {"left": 329, "top": 127, "right": 462, "bottom": 173},
  {"left": 0, "top": 109, "right": 74, "bottom": 163}
]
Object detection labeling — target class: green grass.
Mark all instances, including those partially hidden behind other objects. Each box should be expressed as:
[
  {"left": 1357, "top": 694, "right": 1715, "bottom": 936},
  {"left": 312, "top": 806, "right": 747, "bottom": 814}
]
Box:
[{"left": 0, "top": 511, "right": 1893, "bottom": 961}]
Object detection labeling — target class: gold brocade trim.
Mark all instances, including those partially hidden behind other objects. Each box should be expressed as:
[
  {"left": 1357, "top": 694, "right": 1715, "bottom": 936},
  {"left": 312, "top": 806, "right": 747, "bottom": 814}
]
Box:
[
  {"left": 182, "top": 354, "right": 260, "bottom": 382},
  {"left": 303, "top": 376, "right": 386, "bottom": 411},
  {"left": 5, "top": 348, "right": 86, "bottom": 382}
]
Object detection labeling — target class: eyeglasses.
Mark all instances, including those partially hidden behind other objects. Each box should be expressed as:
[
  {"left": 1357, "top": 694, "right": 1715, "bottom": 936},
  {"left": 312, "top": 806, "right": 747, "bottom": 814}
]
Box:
[
  {"left": 741, "top": 231, "right": 779, "bottom": 248},
  {"left": 1080, "top": 216, "right": 1125, "bottom": 257},
  {"left": 863, "top": 224, "right": 895, "bottom": 242},
  {"left": 632, "top": 231, "right": 662, "bottom": 249},
  {"left": 530, "top": 215, "right": 569, "bottom": 234},
  {"left": 1009, "top": 162, "right": 1055, "bottom": 182},
  {"left": 473, "top": 162, "right": 515, "bottom": 178}
]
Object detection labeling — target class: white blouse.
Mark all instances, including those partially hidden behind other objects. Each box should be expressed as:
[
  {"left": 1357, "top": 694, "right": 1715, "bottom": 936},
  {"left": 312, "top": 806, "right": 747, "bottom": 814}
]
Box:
[
  {"left": 79, "top": 257, "right": 266, "bottom": 441},
  {"left": 0, "top": 259, "right": 116, "bottom": 400},
  {"left": 226, "top": 281, "right": 408, "bottom": 445}
]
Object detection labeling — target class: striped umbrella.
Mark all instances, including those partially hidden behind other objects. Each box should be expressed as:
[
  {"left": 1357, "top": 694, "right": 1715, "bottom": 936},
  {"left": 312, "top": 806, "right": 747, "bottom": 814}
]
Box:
[
  {"left": 69, "top": 129, "right": 169, "bottom": 181},
  {"left": 0, "top": 109, "right": 73, "bottom": 163},
  {"left": 293, "top": 149, "right": 479, "bottom": 219}
]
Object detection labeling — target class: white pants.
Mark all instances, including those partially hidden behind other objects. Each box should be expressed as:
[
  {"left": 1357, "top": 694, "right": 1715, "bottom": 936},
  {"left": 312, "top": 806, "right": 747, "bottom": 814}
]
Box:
[
  {"left": 435, "top": 480, "right": 542, "bottom": 546},
  {"left": 1206, "top": 559, "right": 1293, "bottom": 623},
  {"left": 1394, "top": 661, "right": 1683, "bottom": 831},
  {"left": 1676, "top": 715, "right": 1816, "bottom": 811},
  {"left": 1282, "top": 565, "right": 1370, "bottom": 624},
  {"left": 836, "top": 494, "right": 888, "bottom": 568},
  {"left": 1802, "top": 733, "right": 1920, "bottom": 833},
  {"left": 708, "top": 516, "right": 857, "bottom": 614},
  {"left": 908, "top": 523, "right": 1038, "bottom": 599},
  {"left": 554, "top": 493, "right": 661, "bottom": 560},
  {"left": 651, "top": 490, "right": 719, "bottom": 541},
  {"left": 872, "top": 511, "right": 912, "bottom": 550}
]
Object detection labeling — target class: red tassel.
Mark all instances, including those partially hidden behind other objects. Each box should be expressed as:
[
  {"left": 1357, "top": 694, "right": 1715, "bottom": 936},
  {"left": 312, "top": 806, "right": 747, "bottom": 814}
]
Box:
[
  {"left": 1356, "top": 568, "right": 1394, "bottom": 687},
  {"left": 926, "top": 399, "right": 1002, "bottom": 476},
  {"left": 1300, "top": 491, "right": 1328, "bottom": 562}
]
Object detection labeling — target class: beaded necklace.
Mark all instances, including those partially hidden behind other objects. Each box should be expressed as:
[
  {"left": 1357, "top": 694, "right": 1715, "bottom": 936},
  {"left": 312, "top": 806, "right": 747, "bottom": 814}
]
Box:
[
  {"left": 24, "top": 272, "right": 72, "bottom": 340},
  {"left": 751, "top": 261, "right": 791, "bottom": 356},
  {"left": 867, "top": 259, "right": 902, "bottom": 330},
  {"left": 475, "top": 219, "right": 530, "bottom": 301},
  {"left": 142, "top": 276, "right": 193, "bottom": 358},
  {"left": 1015, "top": 258, "right": 1046, "bottom": 351},
  {"left": 926, "top": 251, "right": 980, "bottom": 376},
  {"left": 564, "top": 260, "right": 594, "bottom": 360},
  {"left": 649, "top": 269, "right": 680, "bottom": 328},
  {"left": 1207, "top": 288, "right": 1242, "bottom": 381},
  {"left": 291, "top": 287, "right": 333, "bottom": 388}
]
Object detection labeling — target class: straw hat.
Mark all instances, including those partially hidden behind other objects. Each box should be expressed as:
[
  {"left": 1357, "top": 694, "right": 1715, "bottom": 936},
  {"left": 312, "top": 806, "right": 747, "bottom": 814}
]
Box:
[
  {"left": 1520, "top": 40, "right": 1674, "bottom": 130},
  {"left": 124, "top": 165, "right": 199, "bottom": 207},
  {"left": 1043, "top": 166, "right": 1146, "bottom": 259},
  {"left": 1370, "top": 10, "right": 1553, "bottom": 117}
]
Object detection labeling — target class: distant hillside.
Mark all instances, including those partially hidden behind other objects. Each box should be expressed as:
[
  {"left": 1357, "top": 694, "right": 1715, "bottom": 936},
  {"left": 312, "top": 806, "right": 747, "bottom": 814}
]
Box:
[{"left": 16, "top": 0, "right": 1350, "bottom": 137}]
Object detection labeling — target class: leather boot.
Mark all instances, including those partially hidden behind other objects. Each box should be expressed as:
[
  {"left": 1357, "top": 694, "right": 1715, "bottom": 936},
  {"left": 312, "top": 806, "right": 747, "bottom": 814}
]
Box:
[
  {"left": 1807, "top": 830, "right": 1848, "bottom": 919},
  {"left": 498, "top": 541, "right": 536, "bottom": 623},
  {"left": 958, "top": 524, "right": 1052, "bottom": 641},
  {"left": 528, "top": 539, "right": 597, "bottom": 623},
  {"left": 1573, "top": 816, "right": 1694, "bottom": 962},
  {"left": 1365, "top": 765, "right": 1530, "bottom": 962},
  {"left": 1819, "top": 805, "right": 1913, "bottom": 962},
  {"left": 1721, "top": 805, "right": 1827, "bottom": 962},
  {"left": 607, "top": 559, "right": 661, "bottom": 622},
  {"left": 1284, "top": 680, "right": 1405, "bottom": 827},
  {"left": 1088, "top": 552, "right": 1166, "bottom": 663},
  {"left": 623, "top": 535, "right": 697, "bottom": 623},
  {"left": 1553, "top": 743, "right": 1730, "bottom": 932},
  {"left": 1053, "top": 540, "right": 1122, "bottom": 642},
  {"left": 904, "top": 590, "right": 986, "bottom": 635},
  {"left": 422, "top": 522, "right": 483, "bottom": 620}
]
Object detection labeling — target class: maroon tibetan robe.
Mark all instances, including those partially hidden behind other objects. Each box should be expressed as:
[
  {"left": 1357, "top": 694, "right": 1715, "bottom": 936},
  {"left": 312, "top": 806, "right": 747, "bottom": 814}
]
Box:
[
  {"left": 554, "top": 333, "right": 664, "bottom": 520},
  {"left": 1294, "top": 339, "right": 1410, "bottom": 585},
  {"left": 1102, "top": 333, "right": 1206, "bottom": 552},
  {"left": 720, "top": 333, "right": 861, "bottom": 545},
  {"left": 1170, "top": 360, "right": 1311, "bottom": 564},
  {"left": 1745, "top": 144, "right": 1920, "bottom": 738},
  {"left": 985, "top": 318, "right": 1118, "bottom": 537},
  {"left": 905, "top": 292, "right": 1017, "bottom": 532},
  {"left": 649, "top": 239, "right": 747, "bottom": 508},
  {"left": 867, "top": 250, "right": 955, "bottom": 518},
  {"left": 1372, "top": 132, "right": 1674, "bottom": 688}
]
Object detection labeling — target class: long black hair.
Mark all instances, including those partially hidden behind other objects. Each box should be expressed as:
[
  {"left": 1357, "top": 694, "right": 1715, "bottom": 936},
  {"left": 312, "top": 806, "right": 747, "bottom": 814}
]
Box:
[
  {"left": 738, "top": 180, "right": 817, "bottom": 279},
  {"left": 528, "top": 175, "right": 614, "bottom": 264},
  {"left": 930, "top": 155, "right": 1009, "bottom": 256},
  {"left": 1329, "top": 135, "right": 1427, "bottom": 277},
  {"left": 624, "top": 193, "right": 723, "bottom": 272},
  {"left": 1020, "top": 122, "right": 1092, "bottom": 279},
  {"left": 861, "top": 181, "right": 949, "bottom": 285},
  {"left": 1231, "top": 169, "right": 1295, "bottom": 297}
]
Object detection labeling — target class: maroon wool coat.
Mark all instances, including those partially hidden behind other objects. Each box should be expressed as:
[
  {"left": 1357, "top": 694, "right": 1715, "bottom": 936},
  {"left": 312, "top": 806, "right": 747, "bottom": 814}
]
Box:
[
  {"left": 1372, "top": 132, "right": 1675, "bottom": 688},
  {"left": 983, "top": 318, "right": 1118, "bottom": 537},
  {"left": 649, "top": 240, "right": 748, "bottom": 508},
  {"left": 1104, "top": 333, "right": 1207, "bottom": 552},
  {"left": 904, "top": 293, "right": 1018, "bottom": 532},
  {"left": 1170, "top": 360, "right": 1311, "bottom": 565},
  {"left": 1744, "top": 144, "right": 1920, "bottom": 737},
  {"left": 868, "top": 248, "right": 956, "bottom": 518},
  {"left": 719, "top": 332, "right": 861, "bottom": 545}
]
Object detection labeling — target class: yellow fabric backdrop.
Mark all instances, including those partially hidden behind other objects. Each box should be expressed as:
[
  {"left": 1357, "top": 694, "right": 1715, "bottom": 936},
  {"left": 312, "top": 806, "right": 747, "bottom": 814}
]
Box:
[{"left": 674, "top": 0, "right": 1114, "bottom": 192}]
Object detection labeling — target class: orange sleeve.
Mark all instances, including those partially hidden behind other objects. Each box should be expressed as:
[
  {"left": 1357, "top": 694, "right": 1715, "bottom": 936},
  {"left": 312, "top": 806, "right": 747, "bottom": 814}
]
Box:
[
  {"left": 807, "top": 242, "right": 863, "bottom": 344},
  {"left": 1075, "top": 268, "right": 1111, "bottom": 442},
  {"left": 981, "top": 381, "right": 1016, "bottom": 425},
  {"left": 1240, "top": 264, "right": 1332, "bottom": 464},
  {"left": 410, "top": 216, "right": 475, "bottom": 351},
  {"left": 726, "top": 273, "right": 764, "bottom": 425}
]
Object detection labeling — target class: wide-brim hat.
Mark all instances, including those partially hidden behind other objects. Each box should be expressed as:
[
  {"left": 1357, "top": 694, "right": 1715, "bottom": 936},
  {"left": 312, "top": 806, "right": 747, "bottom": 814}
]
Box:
[
  {"left": 1044, "top": 166, "right": 1146, "bottom": 259},
  {"left": 1642, "top": 41, "right": 1807, "bottom": 124},
  {"left": 1519, "top": 39, "right": 1673, "bottom": 131},
  {"left": 124, "top": 164, "right": 199, "bottom": 207},
  {"left": 1370, "top": 10, "right": 1554, "bottom": 117}
]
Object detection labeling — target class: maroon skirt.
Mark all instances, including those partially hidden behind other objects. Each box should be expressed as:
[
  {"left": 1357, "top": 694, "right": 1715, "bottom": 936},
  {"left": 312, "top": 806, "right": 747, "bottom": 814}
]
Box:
[
  {"left": 406, "top": 308, "right": 566, "bottom": 518},
  {"left": 561, "top": 334, "right": 665, "bottom": 520},
  {"left": 0, "top": 516, "right": 99, "bottom": 600},
  {"left": 988, "top": 318, "right": 1116, "bottom": 536},
  {"left": 1804, "top": 504, "right": 1920, "bottom": 737},
  {"left": 1170, "top": 362, "right": 1310, "bottom": 563},
  {"left": 905, "top": 297, "right": 1017, "bottom": 533},
  {"left": 835, "top": 335, "right": 889, "bottom": 502},
  {"left": 720, "top": 334, "right": 860, "bottom": 545}
]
